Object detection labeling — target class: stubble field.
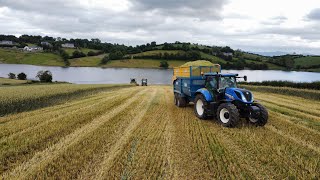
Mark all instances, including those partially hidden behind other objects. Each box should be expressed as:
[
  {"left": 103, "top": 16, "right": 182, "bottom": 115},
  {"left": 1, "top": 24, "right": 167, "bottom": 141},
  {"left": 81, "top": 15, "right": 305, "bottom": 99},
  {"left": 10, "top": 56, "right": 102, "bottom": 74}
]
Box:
[{"left": 0, "top": 85, "right": 319, "bottom": 179}]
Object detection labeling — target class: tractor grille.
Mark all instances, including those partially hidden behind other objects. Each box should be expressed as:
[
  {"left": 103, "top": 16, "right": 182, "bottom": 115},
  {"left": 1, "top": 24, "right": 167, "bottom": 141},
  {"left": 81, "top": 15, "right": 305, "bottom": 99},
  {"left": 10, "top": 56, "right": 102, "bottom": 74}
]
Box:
[{"left": 241, "top": 90, "right": 252, "bottom": 102}]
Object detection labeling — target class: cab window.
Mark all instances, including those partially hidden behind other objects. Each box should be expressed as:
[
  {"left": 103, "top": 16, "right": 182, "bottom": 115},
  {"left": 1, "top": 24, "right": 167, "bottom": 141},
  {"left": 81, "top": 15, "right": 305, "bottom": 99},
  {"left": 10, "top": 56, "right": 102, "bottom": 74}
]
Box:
[{"left": 219, "top": 76, "right": 237, "bottom": 89}]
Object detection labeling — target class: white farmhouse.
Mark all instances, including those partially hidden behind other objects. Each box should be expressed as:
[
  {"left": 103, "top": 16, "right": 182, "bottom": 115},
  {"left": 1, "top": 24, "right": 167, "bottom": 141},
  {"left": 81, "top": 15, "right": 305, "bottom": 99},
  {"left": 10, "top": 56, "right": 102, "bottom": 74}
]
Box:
[
  {"left": 0, "top": 40, "right": 14, "bottom": 45},
  {"left": 223, "top": 52, "right": 233, "bottom": 56},
  {"left": 23, "top": 46, "right": 43, "bottom": 52},
  {"left": 61, "top": 43, "right": 75, "bottom": 48},
  {"left": 41, "top": 41, "right": 52, "bottom": 46}
]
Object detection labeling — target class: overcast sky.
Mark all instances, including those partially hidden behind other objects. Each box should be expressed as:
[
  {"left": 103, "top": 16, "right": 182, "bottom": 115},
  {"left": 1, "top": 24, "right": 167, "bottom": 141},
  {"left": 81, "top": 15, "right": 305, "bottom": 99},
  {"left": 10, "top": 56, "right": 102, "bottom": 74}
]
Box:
[{"left": 0, "top": 0, "right": 319, "bottom": 54}]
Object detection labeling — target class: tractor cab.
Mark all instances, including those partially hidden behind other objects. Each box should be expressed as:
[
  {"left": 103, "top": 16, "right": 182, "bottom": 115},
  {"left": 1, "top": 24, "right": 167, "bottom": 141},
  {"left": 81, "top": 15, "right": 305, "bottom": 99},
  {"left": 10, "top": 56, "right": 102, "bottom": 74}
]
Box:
[
  {"left": 141, "top": 79, "right": 148, "bottom": 86},
  {"left": 203, "top": 73, "right": 248, "bottom": 101}
]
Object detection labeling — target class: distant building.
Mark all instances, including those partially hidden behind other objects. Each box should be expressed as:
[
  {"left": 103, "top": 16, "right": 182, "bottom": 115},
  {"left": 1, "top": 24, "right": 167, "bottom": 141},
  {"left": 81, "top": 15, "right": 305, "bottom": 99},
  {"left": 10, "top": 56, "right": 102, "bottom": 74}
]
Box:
[
  {"left": 61, "top": 43, "right": 75, "bottom": 48},
  {"left": 41, "top": 41, "right": 52, "bottom": 46},
  {"left": 0, "top": 40, "right": 14, "bottom": 45},
  {"left": 23, "top": 46, "right": 43, "bottom": 52},
  {"left": 223, "top": 52, "right": 233, "bottom": 56}
]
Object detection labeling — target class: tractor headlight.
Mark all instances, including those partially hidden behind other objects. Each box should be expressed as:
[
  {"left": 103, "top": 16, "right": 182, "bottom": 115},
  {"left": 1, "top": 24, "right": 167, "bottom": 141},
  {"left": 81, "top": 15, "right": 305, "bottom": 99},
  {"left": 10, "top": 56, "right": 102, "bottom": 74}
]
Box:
[{"left": 241, "top": 94, "right": 247, "bottom": 102}]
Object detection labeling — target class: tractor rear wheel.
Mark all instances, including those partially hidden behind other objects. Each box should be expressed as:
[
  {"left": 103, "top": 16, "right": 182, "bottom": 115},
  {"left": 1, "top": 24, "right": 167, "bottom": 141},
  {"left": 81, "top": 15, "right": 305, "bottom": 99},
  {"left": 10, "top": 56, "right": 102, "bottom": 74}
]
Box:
[
  {"left": 194, "top": 94, "right": 208, "bottom": 119},
  {"left": 248, "top": 103, "right": 268, "bottom": 126},
  {"left": 217, "top": 103, "right": 239, "bottom": 127}
]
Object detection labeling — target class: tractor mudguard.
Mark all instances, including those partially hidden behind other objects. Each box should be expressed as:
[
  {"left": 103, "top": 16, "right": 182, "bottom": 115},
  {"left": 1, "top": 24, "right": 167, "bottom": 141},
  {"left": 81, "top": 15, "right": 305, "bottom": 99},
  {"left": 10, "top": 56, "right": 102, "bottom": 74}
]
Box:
[{"left": 196, "top": 88, "right": 213, "bottom": 102}]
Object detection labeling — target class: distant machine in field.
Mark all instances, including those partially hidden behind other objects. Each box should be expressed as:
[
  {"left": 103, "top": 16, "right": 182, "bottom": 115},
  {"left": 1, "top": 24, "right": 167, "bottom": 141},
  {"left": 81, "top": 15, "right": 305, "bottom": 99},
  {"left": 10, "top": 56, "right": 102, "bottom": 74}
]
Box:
[
  {"left": 141, "top": 79, "right": 148, "bottom": 86},
  {"left": 130, "top": 78, "right": 139, "bottom": 86},
  {"left": 173, "top": 62, "right": 268, "bottom": 128}
]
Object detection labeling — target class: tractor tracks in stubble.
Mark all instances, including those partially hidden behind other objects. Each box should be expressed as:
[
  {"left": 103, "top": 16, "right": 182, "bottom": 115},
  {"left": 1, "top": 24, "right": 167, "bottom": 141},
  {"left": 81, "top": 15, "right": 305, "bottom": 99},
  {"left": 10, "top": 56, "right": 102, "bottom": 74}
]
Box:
[
  {"left": 91, "top": 88, "right": 158, "bottom": 180},
  {"left": 1, "top": 88, "right": 150, "bottom": 180},
  {"left": 0, "top": 88, "right": 137, "bottom": 141}
]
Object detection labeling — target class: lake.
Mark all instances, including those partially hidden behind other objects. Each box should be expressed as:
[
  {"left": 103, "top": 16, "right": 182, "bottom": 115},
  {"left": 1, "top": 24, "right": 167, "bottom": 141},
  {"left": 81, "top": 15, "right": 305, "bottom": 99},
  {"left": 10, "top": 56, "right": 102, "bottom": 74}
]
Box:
[{"left": 0, "top": 64, "right": 319, "bottom": 84}]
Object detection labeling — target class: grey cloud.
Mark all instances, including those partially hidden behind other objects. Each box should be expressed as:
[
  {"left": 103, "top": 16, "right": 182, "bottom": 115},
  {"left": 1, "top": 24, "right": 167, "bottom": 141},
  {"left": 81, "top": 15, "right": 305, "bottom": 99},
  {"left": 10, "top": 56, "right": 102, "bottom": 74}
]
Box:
[
  {"left": 131, "top": 0, "right": 228, "bottom": 20},
  {"left": 257, "top": 25, "right": 320, "bottom": 40},
  {"left": 0, "top": 0, "right": 85, "bottom": 17},
  {"left": 0, "top": 0, "right": 319, "bottom": 54},
  {"left": 261, "top": 16, "right": 287, "bottom": 25},
  {"left": 307, "top": 8, "right": 320, "bottom": 20},
  {"left": 0, "top": 1, "right": 165, "bottom": 34}
]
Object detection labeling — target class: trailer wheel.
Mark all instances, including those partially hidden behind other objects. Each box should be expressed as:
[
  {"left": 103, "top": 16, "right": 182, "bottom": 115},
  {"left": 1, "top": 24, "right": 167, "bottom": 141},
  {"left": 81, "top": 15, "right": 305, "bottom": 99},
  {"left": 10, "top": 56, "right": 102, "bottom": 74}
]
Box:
[
  {"left": 174, "top": 93, "right": 178, "bottom": 106},
  {"left": 177, "top": 97, "right": 187, "bottom": 107},
  {"left": 248, "top": 103, "right": 268, "bottom": 126},
  {"left": 217, "top": 103, "right": 239, "bottom": 127},
  {"left": 194, "top": 94, "right": 208, "bottom": 119}
]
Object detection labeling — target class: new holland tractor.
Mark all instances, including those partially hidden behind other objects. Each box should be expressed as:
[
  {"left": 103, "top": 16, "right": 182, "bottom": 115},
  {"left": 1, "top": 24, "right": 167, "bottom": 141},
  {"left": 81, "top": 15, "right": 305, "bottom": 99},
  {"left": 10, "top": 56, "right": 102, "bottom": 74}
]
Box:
[{"left": 173, "top": 64, "right": 268, "bottom": 127}]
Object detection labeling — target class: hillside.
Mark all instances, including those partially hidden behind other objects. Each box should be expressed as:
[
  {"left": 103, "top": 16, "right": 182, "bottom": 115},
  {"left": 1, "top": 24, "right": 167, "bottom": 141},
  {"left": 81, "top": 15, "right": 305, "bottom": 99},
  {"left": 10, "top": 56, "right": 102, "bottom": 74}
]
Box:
[
  {"left": 294, "top": 56, "right": 320, "bottom": 71},
  {"left": 103, "top": 59, "right": 188, "bottom": 68},
  {"left": 0, "top": 38, "right": 319, "bottom": 71},
  {"left": 63, "top": 48, "right": 99, "bottom": 56},
  {"left": 0, "top": 84, "right": 319, "bottom": 179},
  {"left": 0, "top": 48, "right": 64, "bottom": 66}
]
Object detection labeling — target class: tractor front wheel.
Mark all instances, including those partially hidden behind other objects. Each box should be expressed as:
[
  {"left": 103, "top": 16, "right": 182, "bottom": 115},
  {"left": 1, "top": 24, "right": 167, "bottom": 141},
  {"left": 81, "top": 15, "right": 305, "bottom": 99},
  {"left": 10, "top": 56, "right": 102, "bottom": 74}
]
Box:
[
  {"left": 217, "top": 103, "right": 239, "bottom": 127},
  {"left": 247, "top": 103, "right": 268, "bottom": 126}
]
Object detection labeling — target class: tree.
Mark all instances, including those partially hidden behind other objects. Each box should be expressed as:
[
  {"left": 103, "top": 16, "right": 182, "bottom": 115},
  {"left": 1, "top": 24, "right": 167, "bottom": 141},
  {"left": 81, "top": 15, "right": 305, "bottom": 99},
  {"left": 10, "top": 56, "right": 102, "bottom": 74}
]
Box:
[
  {"left": 59, "top": 49, "right": 70, "bottom": 66},
  {"left": 160, "top": 60, "right": 169, "bottom": 68},
  {"left": 285, "top": 58, "right": 295, "bottom": 70},
  {"left": 186, "top": 50, "right": 201, "bottom": 60},
  {"left": 221, "top": 46, "right": 234, "bottom": 53},
  {"left": 17, "top": 72, "right": 27, "bottom": 80},
  {"left": 36, "top": 70, "right": 53, "bottom": 82},
  {"left": 182, "top": 43, "right": 190, "bottom": 51},
  {"left": 87, "top": 51, "right": 96, "bottom": 56},
  {"left": 8, "top": 73, "right": 16, "bottom": 79},
  {"left": 109, "top": 51, "right": 124, "bottom": 60},
  {"left": 151, "top": 41, "right": 157, "bottom": 47},
  {"left": 100, "top": 55, "right": 109, "bottom": 64},
  {"left": 72, "top": 50, "right": 86, "bottom": 58}
]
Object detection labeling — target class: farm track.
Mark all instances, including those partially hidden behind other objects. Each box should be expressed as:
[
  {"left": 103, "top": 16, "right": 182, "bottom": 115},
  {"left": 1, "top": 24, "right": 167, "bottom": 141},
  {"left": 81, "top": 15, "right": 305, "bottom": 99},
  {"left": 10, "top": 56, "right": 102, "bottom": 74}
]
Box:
[{"left": 0, "top": 86, "right": 319, "bottom": 179}]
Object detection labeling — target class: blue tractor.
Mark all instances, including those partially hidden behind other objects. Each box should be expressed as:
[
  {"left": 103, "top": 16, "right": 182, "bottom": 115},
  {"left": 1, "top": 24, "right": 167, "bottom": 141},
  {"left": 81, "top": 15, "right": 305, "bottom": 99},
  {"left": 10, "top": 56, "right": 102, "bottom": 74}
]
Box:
[{"left": 173, "top": 65, "right": 268, "bottom": 127}]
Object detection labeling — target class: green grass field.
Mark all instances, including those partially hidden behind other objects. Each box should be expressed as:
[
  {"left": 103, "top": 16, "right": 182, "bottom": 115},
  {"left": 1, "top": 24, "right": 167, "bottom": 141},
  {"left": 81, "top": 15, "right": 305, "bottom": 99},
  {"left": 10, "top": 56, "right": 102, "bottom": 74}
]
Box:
[
  {"left": 70, "top": 54, "right": 106, "bottom": 67},
  {"left": 103, "top": 59, "right": 187, "bottom": 68},
  {"left": 199, "top": 52, "right": 225, "bottom": 63},
  {"left": 0, "top": 78, "right": 29, "bottom": 86},
  {"left": 294, "top": 56, "right": 320, "bottom": 68},
  {"left": 242, "top": 52, "right": 269, "bottom": 61},
  {"left": 243, "top": 59, "right": 285, "bottom": 70},
  {"left": 63, "top": 48, "right": 99, "bottom": 56},
  {"left": 132, "top": 50, "right": 185, "bottom": 57},
  {"left": 0, "top": 49, "right": 64, "bottom": 66},
  {"left": 0, "top": 84, "right": 319, "bottom": 179},
  {"left": 1, "top": 47, "right": 319, "bottom": 71}
]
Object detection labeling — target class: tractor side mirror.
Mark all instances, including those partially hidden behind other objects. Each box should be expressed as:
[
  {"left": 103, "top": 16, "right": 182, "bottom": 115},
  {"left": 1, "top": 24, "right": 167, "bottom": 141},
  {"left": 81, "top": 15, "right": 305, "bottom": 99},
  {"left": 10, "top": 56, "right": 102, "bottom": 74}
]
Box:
[{"left": 244, "top": 76, "right": 247, "bottom": 82}]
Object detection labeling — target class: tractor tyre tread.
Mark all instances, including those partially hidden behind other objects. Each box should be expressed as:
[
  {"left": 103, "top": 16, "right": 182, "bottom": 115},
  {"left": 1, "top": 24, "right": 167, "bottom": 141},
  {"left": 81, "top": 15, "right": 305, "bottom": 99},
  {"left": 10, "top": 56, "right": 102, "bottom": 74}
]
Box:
[{"left": 217, "top": 103, "right": 240, "bottom": 128}]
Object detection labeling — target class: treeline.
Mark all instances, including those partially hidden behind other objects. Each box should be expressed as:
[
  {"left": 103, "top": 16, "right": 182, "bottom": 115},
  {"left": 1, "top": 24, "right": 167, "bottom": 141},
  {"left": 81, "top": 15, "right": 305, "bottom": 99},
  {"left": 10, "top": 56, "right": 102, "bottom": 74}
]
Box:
[
  {"left": 7, "top": 71, "right": 53, "bottom": 83},
  {"left": 0, "top": 34, "right": 236, "bottom": 58},
  {"left": 297, "top": 64, "right": 320, "bottom": 69},
  {"left": 240, "top": 80, "right": 320, "bottom": 90},
  {"left": 223, "top": 62, "right": 268, "bottom": 70},
  {"left": 132, "top": 51, "right": 201, "bottom": 60},
  {"left": 267, "top": 55, "right": 296, "bottom": 70}
]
